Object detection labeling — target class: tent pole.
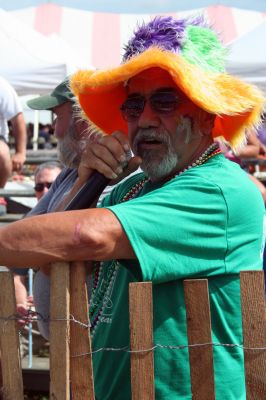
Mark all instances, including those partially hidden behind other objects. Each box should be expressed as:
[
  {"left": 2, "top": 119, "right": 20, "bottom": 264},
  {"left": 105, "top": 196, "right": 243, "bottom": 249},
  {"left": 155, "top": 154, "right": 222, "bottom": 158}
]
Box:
[{"left": 33, "top": 110, "right": 39, "bottom": 151}]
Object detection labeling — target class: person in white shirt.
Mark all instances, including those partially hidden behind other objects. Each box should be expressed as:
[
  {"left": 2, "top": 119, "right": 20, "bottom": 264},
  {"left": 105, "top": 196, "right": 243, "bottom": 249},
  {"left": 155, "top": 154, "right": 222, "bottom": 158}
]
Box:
[{"left": 0, "top": 76, "right": 27, "bottom": 213}]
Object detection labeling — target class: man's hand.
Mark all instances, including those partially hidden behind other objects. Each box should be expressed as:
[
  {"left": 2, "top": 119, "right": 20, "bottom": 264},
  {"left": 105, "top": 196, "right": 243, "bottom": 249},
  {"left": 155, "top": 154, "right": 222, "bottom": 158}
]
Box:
[
  {"left": 14, "top": 275, "right": 34, "bottom": 326},
  {"left": 16, "top": 295, "right": 34, "bottom": 327},
  {"left": 78, "top": 131, "right": 142, "bottom": 184},
  {"left": 11, "top": 151, "right": 26, "bottom": 172}
]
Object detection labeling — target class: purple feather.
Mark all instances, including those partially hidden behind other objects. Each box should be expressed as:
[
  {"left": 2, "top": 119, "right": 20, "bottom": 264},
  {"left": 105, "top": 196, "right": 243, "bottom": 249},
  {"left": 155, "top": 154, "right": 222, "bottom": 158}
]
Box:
[{"left": 123, "top": 15, "right": 207, "bottom": 62}]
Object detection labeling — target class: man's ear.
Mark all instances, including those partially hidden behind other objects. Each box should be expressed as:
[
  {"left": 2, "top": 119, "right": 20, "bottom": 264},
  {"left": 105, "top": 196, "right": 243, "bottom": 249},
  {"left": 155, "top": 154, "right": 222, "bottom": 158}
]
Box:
[{"left": 196, "top": 111, "right": 215, "bottom": 136}]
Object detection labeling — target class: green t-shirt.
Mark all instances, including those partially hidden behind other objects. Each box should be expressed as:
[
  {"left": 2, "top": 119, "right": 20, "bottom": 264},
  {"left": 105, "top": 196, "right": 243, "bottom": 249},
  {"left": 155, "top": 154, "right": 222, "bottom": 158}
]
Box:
[{"left": 90, "top": 154, "right": 264, "bottom": 399}]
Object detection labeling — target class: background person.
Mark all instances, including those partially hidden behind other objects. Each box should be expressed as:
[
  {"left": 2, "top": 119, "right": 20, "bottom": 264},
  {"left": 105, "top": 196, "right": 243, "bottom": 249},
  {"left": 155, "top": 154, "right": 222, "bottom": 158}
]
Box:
[
  {"left": 13, "top": 161, "right": 63, "bottom": 320},
  {"left": 26, "top": 77, "right": 138, "bottom": 339},
  {"left": 217, "top": 132, "right": 266, "bottom": 203},
  {"left": 0, "top": 76, "right": 27, "bottom": 214},
  {"left": 34, "top": 161, "right": 63, "bottom": 201},
  {"left": 13, "top": 162, "right": 62, "bottom": 361}
]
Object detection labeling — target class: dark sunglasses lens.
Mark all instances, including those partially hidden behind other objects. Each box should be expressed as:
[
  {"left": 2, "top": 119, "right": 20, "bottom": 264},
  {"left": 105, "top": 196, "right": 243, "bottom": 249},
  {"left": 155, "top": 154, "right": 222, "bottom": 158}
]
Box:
[
  {"left": 150, "top": 92, "right": 179, "bottom": 113},
  {"left": 34, "top": 182, "right": 52, "bottom": 192},
  {"left": 120, "top": 97, "right": 144, "bottom": 121},
  {"left": 34, "top": 183, "right": 44, "bottom": 192}
]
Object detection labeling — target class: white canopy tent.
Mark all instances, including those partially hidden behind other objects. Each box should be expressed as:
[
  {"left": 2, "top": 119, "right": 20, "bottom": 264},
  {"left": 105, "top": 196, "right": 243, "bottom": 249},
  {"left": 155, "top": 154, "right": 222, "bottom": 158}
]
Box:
[
  {"left": 0, "top": 8, "right": 84, "bottom": 95},
  {"left": 226, "top": 19, "right": 266, "bottom": 94},
  {"left": 0, "top": 8, "right": 89, "bottom": 148},
  {"left": 11, "top": 5, "right": 266, "bottom": 70}
]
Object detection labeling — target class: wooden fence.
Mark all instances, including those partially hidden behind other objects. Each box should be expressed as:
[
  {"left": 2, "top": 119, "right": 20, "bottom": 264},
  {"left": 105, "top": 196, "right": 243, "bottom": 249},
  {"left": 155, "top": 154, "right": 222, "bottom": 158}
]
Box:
[{"left": 0, "top": 269, "right": 265, "bottom": 399}]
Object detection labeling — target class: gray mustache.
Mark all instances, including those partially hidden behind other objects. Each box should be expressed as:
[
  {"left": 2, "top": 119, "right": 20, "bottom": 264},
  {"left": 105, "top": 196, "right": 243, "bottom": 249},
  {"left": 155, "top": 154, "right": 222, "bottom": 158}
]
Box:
[{"left": 133, "top": 130, "right": 169, "bottom": 148}]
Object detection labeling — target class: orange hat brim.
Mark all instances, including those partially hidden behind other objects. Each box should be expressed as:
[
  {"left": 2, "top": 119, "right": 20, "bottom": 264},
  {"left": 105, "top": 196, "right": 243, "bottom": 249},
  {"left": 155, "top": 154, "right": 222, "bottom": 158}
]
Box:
[{"left": 71, "top": 47, "right": 265, "bottom": 148}]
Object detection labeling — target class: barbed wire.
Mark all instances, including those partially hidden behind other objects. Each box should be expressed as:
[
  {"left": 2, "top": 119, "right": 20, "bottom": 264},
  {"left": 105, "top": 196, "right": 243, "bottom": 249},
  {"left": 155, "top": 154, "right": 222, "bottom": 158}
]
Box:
[
  {"left": 71, "top": 342, "right": 266, "bottom": 358},
  {"left": 0, "top": 311, "right": 266, "bottom": 356},
  {"left": 0, "top": 310, "right": 91, "bottom": 327}
]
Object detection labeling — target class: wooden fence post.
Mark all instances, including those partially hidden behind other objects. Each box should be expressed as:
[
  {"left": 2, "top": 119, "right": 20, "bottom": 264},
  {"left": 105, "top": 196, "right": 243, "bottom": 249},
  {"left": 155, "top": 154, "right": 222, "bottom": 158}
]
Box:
[
  {"left": 129, "top": 282, "right": 155, "bottom": 400},
  {"left": 0, "top": 271, "right": 24, "bottom": 400},
  {"left": 50, "top": 262, "right": 70, "bottom": 400},
  {"left": 70, "top": 261, "right": 95, "bottom": 400},
  {"left": 240, "top": 270, "right": 266, "bottom": 399},
  {"left": 184, "top": 279, "right": 215, "bottom": 400}
]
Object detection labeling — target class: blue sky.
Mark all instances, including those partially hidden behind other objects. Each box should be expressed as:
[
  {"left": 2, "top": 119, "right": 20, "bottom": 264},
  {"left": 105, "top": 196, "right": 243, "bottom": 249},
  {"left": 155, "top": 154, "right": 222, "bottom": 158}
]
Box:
[{"left": 0, "top": 1, "right": 266, "bottom": 13}]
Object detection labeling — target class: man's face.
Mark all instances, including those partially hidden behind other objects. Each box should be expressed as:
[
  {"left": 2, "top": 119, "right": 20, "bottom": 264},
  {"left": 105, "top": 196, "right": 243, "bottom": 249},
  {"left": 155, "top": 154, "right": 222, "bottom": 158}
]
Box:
[
  {"left": 52, "top": 102, "right": 90, "bottom": 168},
  {"left": 34, "top": 167, "right": 61, "bottom": 201},
  {"left": 52, "top": 102, "right": 73, "bottom": 139},
  {"left": 125, "top": 68, "right": 212, "bottom": 181}
]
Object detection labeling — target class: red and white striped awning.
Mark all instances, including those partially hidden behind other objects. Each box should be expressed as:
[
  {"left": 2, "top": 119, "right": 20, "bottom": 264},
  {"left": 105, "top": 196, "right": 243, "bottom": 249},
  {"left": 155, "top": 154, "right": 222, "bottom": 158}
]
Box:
[{"left": 11, "top": 4, "right": 266, "bottom": 69}]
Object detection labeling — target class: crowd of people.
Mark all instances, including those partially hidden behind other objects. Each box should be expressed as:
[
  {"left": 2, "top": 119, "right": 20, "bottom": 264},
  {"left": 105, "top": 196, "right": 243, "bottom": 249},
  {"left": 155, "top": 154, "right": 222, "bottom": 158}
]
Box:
[
  {"left": 22, "top": 122, "right": 55, "bottom": 150},
  {"left": 0, "top": 14, "right": 266, "bottom": 399}
]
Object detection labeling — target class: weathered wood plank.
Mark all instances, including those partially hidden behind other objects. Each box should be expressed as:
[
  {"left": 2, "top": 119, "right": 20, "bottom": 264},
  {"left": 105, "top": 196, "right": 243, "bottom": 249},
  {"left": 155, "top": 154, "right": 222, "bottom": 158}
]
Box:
[
  {"left": 70, "top": 261, "right": 95, "bottom": 400},
  {"left": 240, "top": 270, "right": 266, "bottom": 400},
  {"left": 50, "top": 262, "right": 70, "bottom": 400},
  {"left": 0, "top": 271, "right": 24, "bottom": 400},
  {"left": 184, "top": 279, "right": 215, "bottom": 400},
  {"left": 129, "top": 282, "right": 155, "bottom": 400}
]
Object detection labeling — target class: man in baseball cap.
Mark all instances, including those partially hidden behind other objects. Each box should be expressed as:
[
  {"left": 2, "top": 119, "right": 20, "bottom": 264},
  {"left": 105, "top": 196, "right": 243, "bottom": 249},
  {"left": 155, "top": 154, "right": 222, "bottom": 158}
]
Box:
[{"left": 27, "top": 77, "right": 89, "bottom": 168}]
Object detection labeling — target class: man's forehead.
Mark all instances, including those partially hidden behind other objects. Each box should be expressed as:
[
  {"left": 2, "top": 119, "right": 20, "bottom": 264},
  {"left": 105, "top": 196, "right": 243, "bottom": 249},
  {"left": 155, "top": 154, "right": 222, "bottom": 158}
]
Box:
[
  {"left": 36, "top": 167, "right": 60, "bottom": 180},
  {"left": 128, "top": 67, "right": 178, "bottom": 95}
]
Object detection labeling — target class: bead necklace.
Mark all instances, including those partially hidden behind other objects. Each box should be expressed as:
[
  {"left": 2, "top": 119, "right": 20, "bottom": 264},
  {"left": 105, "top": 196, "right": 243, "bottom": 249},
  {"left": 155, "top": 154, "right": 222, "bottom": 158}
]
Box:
[
  {"left": 89, "top": 142, "right": 221, "bottom": 336},
  {"left": 176, "top": 142, "right": 221, "bottom": 176},
  {"left": 119, "top": 177, "right": 148, "bottom": 203},
  {"left": 90, "top": 260, "right": 119, "bottom": 338}
]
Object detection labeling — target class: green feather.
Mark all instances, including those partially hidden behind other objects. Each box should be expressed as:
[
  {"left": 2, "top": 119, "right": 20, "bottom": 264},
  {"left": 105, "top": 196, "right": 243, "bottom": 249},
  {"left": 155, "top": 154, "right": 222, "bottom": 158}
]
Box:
[{"left": 181, "top": 25, "right": 227, "bottom": 73}]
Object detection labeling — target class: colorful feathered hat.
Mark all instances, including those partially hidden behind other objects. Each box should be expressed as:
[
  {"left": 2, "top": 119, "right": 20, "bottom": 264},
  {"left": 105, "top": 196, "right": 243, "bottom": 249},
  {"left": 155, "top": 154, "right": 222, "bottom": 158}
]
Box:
[{"left": 71, "top": 15, "right": 265, "bottom": 148}]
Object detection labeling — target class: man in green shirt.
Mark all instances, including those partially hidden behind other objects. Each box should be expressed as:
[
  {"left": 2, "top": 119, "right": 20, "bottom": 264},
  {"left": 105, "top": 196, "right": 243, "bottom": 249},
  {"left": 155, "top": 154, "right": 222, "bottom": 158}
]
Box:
[{"left": 0, "top": 16, "right": 265, "bottom": 399}]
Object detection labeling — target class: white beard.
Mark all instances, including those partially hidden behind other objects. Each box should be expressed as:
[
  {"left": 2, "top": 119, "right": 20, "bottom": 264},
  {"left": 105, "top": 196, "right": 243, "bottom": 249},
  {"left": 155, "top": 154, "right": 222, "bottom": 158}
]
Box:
[
  {"left": 132, "top": 116, "right": 204, "bottom": 181},
  {"left": 133, "top": 129, "right": 178, "bottom": 181},
  {"left": 57, "top": 117, "right": 102, "bottom": 169},
  {"left": 57, "top": 122, "right": 85, "bottom": 168}
]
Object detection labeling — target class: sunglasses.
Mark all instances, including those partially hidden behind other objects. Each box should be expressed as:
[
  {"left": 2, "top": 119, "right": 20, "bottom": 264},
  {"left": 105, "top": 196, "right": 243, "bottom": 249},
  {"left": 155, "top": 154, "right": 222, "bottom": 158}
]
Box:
[
  {"left": 120, "top": 90, "right": 180, "bottom": 121},
  {"left": 34, "top": 182, "right": 53, "bottom": 192}
]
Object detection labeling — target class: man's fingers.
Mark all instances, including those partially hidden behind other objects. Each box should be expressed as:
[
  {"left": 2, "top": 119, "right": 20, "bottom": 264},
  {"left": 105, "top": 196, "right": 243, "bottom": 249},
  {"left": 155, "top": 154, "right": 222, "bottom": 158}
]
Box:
[
  {"left": 98, "top": 132, "right": 129, "bottom": 163},
  {"left": 12, "top": 161, "right": 21, "bottom": 172},
  {"left": 91, "top": 143, "right": 123, "bottom": 172},
  {"left": 81, "top": 145, "right": 120, "bottom": 180},
  {"left": 11, "top": 155, "right": 25, "bottom": 172},
  {"left": 111, "top": 131, "right": 130, "bottom": 152},
  {"left": 79, "top": 131, "right": 131, "bottom": 180},
  {"left": 127, "top": 156, "right": 142, "bottom": 173},
  {"left": 109, "top": 156, "right": 142, "bottom": 185}
]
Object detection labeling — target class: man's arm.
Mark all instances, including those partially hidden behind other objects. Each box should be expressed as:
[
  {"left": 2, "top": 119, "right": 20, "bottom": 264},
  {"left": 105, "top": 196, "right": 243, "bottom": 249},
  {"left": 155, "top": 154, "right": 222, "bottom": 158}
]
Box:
[
  {"left": 10, "top": 112, "right": 27, "bottom": 171},
  {"left": 235, "top": 131, "right": 260, "bottom": 159},
  {"left": 0, "top": 207, "right": 136, "bottom": 268}
]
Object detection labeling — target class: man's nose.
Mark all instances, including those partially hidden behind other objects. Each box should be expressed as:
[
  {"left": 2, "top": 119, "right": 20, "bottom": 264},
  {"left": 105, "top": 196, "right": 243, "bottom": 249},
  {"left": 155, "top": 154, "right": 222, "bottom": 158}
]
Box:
[{"left": 137, "top": 101, "right": 160, "bottom": 128}]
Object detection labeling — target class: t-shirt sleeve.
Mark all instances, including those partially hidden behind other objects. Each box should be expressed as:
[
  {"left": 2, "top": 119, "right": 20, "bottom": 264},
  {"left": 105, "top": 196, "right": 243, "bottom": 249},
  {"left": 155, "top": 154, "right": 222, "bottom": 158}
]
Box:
[
  {"left": 106, "top": 176, "right": 228, "bottom": 283},
  {"left": 0, "top": 78, "right": 22, "bottom": 120}
]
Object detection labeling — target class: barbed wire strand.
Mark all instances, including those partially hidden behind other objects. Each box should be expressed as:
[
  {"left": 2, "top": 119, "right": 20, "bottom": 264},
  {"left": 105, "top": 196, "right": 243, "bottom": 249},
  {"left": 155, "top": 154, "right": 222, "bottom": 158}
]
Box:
[{"left": 1, "top": 312, "right": 266, "bottom": 356}]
